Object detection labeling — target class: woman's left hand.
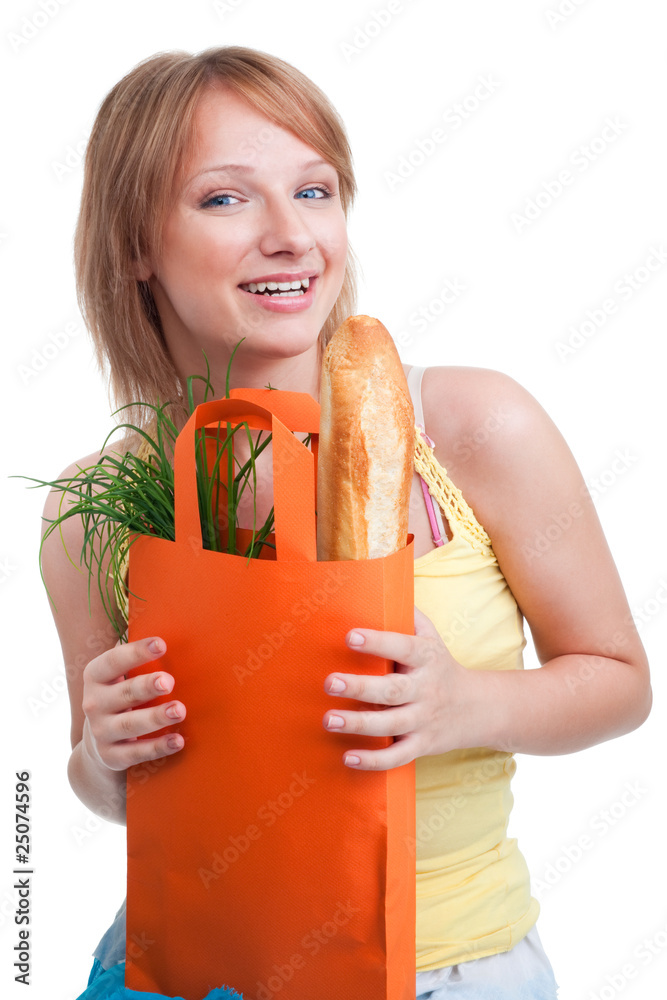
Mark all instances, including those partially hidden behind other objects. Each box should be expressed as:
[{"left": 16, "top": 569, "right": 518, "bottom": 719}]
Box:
[{"left": 323, "top": 606, "right": 489, "bottom": 770}]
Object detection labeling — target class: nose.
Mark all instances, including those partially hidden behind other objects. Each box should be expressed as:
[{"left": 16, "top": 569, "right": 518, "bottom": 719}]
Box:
[{"left": 257, "top": 194, "right": 316, "bottom": 258}]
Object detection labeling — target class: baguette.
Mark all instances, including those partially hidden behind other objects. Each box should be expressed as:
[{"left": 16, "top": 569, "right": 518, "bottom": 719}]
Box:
[{"left": 316, "top": 315, "right": 415, "bottom": 561}]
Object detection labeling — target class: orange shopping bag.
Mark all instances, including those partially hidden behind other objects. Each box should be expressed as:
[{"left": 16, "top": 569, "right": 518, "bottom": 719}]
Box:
[{"left": 125, "top": 388, "right": 416, "bottom": 1000}]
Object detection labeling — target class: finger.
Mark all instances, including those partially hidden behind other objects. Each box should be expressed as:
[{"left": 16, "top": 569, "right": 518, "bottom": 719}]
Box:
[
  {"left": 344, "top": 623, "right": 440, "bottom": 671},
  {"left": 86, "top": 636, "right": 167, "bottom": 684},
  {"left": 323, "top": 705, "right": 414, "bottom": 738},
  {"left": 103, "top": 731, "right": 185, "bottom": 771},
  {"left": 98, "top": 699, "right": 186, "bottom": 746},
  {"left": 324, "top": 669, "right": 413, "bottom": 707},
  {"left": 87, "top": 668, "right": 178, "bottom": 717},
  {"left": 413, "top": 605, "right": 441, "bottom": 638},
  {"left": 342, "top": 734, "right": 420, "bottom": 772}
]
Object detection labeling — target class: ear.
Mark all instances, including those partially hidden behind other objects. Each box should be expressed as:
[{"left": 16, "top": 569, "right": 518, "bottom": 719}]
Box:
[{"left": 131, "top": 257, "right": 153, "bottom": 281}]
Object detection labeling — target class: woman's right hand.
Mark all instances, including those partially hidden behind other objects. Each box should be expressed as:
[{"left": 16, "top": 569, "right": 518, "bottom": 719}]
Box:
[{"left": 81, "top": 636, "right": 186, "bottom": 772}]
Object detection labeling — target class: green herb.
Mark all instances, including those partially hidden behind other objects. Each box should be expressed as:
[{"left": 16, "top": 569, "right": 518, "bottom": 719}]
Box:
[{"left": 18, "top": 341, "right": 298, "bottom": 639}]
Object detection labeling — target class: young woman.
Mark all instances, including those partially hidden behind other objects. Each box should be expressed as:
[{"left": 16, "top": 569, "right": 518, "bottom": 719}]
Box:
[{"left": 41, "top": 45, "right": 651, "bottom": 1000}]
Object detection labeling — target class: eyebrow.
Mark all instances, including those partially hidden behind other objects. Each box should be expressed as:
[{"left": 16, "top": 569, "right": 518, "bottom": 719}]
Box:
[{"left": 190, "top": 157, "right": 333, "bottom": 181}]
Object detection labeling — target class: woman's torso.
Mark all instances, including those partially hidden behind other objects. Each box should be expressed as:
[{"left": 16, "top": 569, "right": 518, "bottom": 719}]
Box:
[{"left": 96, "top": 363, "right": 540, "bottom": 974}]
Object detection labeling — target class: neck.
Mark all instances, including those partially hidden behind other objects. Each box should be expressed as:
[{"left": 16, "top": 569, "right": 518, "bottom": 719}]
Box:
[{"left": 178, "top": 343, "right": 323, "bottom": 409}]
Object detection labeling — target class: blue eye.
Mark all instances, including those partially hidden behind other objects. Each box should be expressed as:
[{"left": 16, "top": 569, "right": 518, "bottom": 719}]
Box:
[
  {"left": 202, "top": 193, "right": 239, "bottom": 208},
  {"left": 297, "top": 186, "right": 331, "bottom": 200}
]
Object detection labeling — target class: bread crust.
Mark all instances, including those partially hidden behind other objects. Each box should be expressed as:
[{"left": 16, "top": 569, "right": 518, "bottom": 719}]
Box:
[{"left": 316, "top": 315, "right": 414, "bottom": 560}]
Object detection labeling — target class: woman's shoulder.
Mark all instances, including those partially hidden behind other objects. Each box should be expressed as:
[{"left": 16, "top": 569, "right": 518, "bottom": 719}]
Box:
[
  {"left": 417, "top": 365, "right": 574, "bottom": 543},
  {"left": 418, "top": 363, "right": 537, "bottom": 458},
  {"left": 40, "top": 434, "right": 137, "bottom": 576},
  {"left": 41, "top": 434, "right": 137, "bottom": 518}
]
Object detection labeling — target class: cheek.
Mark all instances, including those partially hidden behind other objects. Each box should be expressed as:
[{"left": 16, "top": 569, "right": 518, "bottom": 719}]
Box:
[
  {"left": 160, "top": 209, "right": 243, "bottom": 283},
  {"left": 319, "top": 215, "right": 349, "bottom": 273}
]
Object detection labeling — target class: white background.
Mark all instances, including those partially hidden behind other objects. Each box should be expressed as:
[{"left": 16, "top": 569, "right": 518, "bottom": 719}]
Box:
[{"left": 1, "top": 1, "right": 666, "bottom": 998}]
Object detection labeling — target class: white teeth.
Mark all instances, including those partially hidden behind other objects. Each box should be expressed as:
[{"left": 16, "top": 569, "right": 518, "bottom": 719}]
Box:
[{"left": 241, "top": 277, "right": 312, "bottom": 294}]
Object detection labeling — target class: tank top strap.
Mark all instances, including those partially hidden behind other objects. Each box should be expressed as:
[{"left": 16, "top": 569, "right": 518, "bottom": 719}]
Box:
[
  {"left": 407, "top": 365, "right": 494, "bottom": 557},
  {"left": 406, "top": 364, "right": 427, "bottom": 428},
  {"left": 407, "top": 366, "right": 448, "bottom": 547}
]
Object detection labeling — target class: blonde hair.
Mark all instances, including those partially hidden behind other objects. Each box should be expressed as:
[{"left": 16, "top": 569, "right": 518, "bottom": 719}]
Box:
[{"left": 74, "top": 46, "right": 359, "bottom": 427}]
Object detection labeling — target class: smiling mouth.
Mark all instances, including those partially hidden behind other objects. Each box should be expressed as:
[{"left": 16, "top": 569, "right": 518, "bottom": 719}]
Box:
[{"left": 239, "top": 277, "right": 311, "bottom": 297}]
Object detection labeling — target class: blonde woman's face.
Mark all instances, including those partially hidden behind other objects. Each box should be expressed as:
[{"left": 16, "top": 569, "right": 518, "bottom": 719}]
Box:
[{"left": 143, "top": 86, "right": 348, "bottom": 374}]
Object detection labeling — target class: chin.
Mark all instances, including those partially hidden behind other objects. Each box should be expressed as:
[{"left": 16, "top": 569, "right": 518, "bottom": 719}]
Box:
[
  {"left": 260, "top": 337, "right": 321, "bottom": 360},
  {"left": 248, "top": 323, "right": 324, "bottom": 358}
]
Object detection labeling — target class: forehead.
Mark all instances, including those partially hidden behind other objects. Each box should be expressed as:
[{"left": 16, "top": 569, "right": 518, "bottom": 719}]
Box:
[{"left": 184, "top": 85, "right": 317, "bottom": 174}]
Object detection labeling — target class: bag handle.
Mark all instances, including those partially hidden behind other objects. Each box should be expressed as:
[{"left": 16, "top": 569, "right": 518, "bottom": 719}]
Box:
[{"left": 174, "top": 392, "right": 320, "bottom": 562}]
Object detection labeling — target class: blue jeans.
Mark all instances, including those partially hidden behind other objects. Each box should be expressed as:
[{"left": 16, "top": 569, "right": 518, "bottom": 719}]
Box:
[{"left": 77, "top": 959, "right": 242, "bottom": 999}]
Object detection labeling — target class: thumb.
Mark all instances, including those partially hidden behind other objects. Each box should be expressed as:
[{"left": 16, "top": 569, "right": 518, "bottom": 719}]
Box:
[{"left": 414, "top": 604, "right": 441, "bottom": 639}]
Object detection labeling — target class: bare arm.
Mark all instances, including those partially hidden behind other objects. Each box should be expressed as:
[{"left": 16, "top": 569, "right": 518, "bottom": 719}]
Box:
[
  {"left": 40, "top": 449, "right": 186, "bottom": 824},
  {"left": 440, "top": 368, "right": 651, "bottom": 755},
  {"left": 319, "top": 368, "right": 651, "bottom": 770}
]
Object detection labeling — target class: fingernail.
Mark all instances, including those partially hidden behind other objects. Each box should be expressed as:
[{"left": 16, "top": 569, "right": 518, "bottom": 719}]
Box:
[
  {"left": 328, "top": 677, "right": 346, "bottom": 693},
  {"left": 165, "top": 704, "right": 182, "bottom": 720},
  {"left": 327, "top": 715, "right": 345, "bottom": 729},
  {"left": 347, "top": 631, "right": 365, "bottom": 646},
  {"left": 149, "top": 639, "right": 165, "bottom": 654},
  {"left": 344, "top": 755, "right": 361, "bottom": 767},
  {"left": 155, "top": 675, "right": 170, "bottom": 692},
  {"left": 167, "top": 735, "right": 183, "bottom": 750}
]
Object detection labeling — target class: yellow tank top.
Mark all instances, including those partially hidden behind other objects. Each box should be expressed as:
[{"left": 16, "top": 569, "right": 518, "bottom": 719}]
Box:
[{"left": 411, "top": 394, "right": 540, "bottom": 970}]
